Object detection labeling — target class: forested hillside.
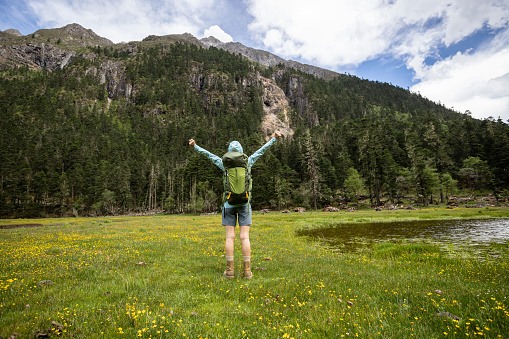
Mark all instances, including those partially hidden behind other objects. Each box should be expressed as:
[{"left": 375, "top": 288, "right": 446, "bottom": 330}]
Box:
[{"left": 1, "top": 27, "right": 508, "bottom": 217}]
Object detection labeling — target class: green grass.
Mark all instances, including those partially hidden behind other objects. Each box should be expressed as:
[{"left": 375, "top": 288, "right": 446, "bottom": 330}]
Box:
[{"left": 1, "top": 207, "right": 509, "bottom": 338}]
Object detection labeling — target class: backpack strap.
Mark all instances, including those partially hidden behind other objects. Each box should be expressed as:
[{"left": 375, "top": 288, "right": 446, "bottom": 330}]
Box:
[
  {"left": 242, "top": 160, "right": 251, "bottom": 203},
  {"left": 223, "top": 168, "right": 230, "bottom": 203}
]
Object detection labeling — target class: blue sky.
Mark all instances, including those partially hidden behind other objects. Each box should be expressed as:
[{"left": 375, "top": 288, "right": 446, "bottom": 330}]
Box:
[{"left": 1, "top": 0, "right": 509, "bottom": 121}]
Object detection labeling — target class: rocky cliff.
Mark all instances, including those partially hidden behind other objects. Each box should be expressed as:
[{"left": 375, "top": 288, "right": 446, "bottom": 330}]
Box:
[
  {"left": 85, "top": 60, "right": 132, "bottom": 100},
  {"left": 0, "top": 43, "right": 75, "bottom": 70},
  {"left": 187, "top": 63, "right": 294, "bottom": 138},
  {"left": 282, "top": 72, "right": 319, "bottom": 126},
  {"left": 258, "top": 75, "right": 294, "bottom": 138}
]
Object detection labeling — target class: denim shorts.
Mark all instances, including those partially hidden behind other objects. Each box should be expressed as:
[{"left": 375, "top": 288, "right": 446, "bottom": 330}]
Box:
[{"left": 222, "top": 205, "right": 252, "bottom": 226}]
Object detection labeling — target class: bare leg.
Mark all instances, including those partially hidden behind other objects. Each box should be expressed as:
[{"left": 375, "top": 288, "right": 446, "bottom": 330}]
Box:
[
  {"left": 224, "top": 225, "right": 235, "bottom": 257},
  {"left": 239, "top": 225, "right": 251, "bottom": 258},
  {"left": 240, "top": 225, "right": 253, "bottom": 279},
  {"left": 223, "top": 225, "right": 236, "bottom": 278}
]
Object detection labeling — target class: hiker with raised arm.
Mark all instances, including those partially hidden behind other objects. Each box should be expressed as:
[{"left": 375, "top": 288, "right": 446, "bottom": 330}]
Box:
[{"left": 189, "top": 131, "right": 282, "bottom": 279}]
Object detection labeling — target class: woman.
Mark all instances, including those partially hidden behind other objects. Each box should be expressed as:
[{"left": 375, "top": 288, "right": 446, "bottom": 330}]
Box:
[{"left": 189, "top": 131, "right": 281, "bottom": 279}]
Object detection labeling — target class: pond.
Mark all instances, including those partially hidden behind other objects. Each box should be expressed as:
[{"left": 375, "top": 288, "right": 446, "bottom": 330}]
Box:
[{"left": 297, "top": 218, "right": 509, "bottom": 257}]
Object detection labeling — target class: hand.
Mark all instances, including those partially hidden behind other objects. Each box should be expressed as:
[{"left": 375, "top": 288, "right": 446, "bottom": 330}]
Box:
[
  {"left": 274, "top": 131, "right": 282, "bottom": 139},
  {"left": 189, "top": 139, "right": 196, "bottom": 147}
]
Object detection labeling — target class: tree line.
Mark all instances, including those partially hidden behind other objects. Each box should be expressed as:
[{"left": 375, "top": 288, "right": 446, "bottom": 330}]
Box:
[{"left": 1, "top": 42, "right": 508, "bottom": 217}]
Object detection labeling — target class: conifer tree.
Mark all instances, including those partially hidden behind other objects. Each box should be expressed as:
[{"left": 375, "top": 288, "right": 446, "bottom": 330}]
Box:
[{"left": 304, "top": 130, "right": 320, "bottom": 210}]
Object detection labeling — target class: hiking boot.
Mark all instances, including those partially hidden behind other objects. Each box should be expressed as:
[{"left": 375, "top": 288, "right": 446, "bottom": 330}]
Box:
[
  {"left": 241, "top": 261, "right": 253, "bottom": 279},
  {"left": 223, "top": 260, "right": 234, "bottom": 279}
]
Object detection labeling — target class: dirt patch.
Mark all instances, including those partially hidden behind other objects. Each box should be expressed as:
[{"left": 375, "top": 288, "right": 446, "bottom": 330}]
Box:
[{"left": 0, "top": 223, "right": 44, "bottom": 229}]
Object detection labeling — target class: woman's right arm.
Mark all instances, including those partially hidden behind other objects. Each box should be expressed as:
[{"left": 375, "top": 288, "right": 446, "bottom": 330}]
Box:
[{"left": 190, "top": 139, "right": 224, "bottom": 171}]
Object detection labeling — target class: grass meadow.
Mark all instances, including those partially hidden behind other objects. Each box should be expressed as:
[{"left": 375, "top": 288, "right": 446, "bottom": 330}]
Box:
[{"left": 1, "top": 207, "right": 509, "bottom": 338}]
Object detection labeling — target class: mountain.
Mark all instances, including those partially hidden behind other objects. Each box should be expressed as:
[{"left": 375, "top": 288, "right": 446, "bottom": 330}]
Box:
[
  {"left": 199, "top": 36, "right": 339, "bottom": 80},
  {"left": 1, "top": 24, "right": 336, "bottom": 79},
  {"left": 1, "top": 23, "right": 113, "bottom": 47},
  {"left": 2, "top": 29, "right": 22, "bottom": 37},
  {"left": 141, "top": 33, "right": 339, "bottom": 80},
  {"left": 1, "top": 24, "right": 508, "bottom": 218},
  {"left": 0, "top": 23, "right": 113, "bottom": 70}
]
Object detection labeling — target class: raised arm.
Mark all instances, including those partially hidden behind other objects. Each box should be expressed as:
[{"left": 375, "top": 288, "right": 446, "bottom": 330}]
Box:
[
  {"left": 248, "top": 131, "right": 281, "bottom": 167},
  {"left": 189, "top": 139, "right": 224, "bottom": 170}
]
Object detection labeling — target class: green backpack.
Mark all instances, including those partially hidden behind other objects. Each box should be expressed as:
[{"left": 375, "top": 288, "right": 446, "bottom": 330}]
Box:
[{"left": 222, "top": 151, "right": 252, "bottom": 205}]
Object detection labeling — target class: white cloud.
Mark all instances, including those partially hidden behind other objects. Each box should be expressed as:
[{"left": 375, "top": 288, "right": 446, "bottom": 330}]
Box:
[
  {"left": 202, "top": 25, "right": 233, "bottom": 42},
  {"left": 442, "top": 1, "right": 509, "bottom": 46},
  {"left": 245, "top": 0, "right": 509, "bottom": 119},
  {"left": 246, "top": 0, "right": 509, "bottom": 66},
  {"left": 246, "top": 0, "right": 398, "bottom": 66},
  {"left": 26, "top": 0, "right": 219, "bottom": 42},
  {"left": 411, "top": 32, "right": 509, "bottom": 121}
]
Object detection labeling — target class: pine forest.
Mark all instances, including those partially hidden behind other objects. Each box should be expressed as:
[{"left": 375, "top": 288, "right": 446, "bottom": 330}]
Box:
[{"left": 1, "top": 36, "right": 509, "bottom": 218}]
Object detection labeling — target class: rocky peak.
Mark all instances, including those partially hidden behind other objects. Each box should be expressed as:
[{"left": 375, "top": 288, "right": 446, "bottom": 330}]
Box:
[
  {"left": 178, "top": 33, "right": 199, "bottom": 40},
  {"left": 0, "top": 43, "right": 75, "bottom": 71},
  {"left": 0, "top": 23, "right": 115, "bottom": 70},
  {"left": 143, "top": 32, "right": 201, "bottom": 45},
  {"left": 56, "top": 23, "right": 113, "bottom": 45},
  {"left": 61, "top": 23, "right": 88, "bottom": 34},
  {"left": 200, "top": 36, "right": 223, "bottom": 48},
  {"left": 3, "top": 29, "right": 22, "bottom": 37}
]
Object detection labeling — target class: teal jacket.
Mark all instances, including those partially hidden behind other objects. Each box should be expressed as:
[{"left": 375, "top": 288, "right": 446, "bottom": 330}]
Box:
[{"left": 193, "top": 138, "right": 278, "bottom": 208}]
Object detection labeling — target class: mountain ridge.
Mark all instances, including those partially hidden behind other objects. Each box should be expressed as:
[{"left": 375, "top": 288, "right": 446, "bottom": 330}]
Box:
[{"left": 1, "top": 23, "right": 338, "bottom": 79}]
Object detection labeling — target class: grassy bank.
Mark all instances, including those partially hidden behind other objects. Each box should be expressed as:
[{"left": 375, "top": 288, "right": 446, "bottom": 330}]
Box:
[{"left": 1, "top": 207, "right": 509, "bottom": 338}]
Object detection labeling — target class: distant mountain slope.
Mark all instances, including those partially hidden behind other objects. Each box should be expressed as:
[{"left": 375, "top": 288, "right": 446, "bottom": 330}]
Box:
[
  {"left": 0, "top": 23, "right": 113, "bottom": 70},
  {"left": 1, "top": 24, "right": 336, "bottom": 79},
  {"left": 1, "top": 23, "right": 113, "bottom": 47},
  {"left": 143, "top": 33, "right": 340, "bottom": 80},
  {"left": 200, "top": 36, "right": 339, "bottom": 80}
]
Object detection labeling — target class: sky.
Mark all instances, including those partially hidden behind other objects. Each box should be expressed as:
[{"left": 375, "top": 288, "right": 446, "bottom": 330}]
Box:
[{"left": 1, "top": 0, "right": 509, "bottom": 122}]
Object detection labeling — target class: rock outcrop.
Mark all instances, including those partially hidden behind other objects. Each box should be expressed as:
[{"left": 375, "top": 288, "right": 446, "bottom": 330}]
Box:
[
  {"left": 259, "top": 75, "right": 294, "bottom": 138},
  {"left": 85, "top": 60, "right": 131, "bottom": 100},
  {"left": 3, "top": 29, "right": 22, "bottom": 37},
  {"left": 288, "top": 74, "right": 319, "bottom": 126},
  {"left": 274, "top": 71, "right": 319, "bottom": 126},
  {"left": 0, "top": 43, "right": 75, "bottom": 70},
  {"left": 188, "top": 63, "right": 294, "bottom": 139},
  {"left": 58, "top": 23, "right": 113, "bottom": 45}
]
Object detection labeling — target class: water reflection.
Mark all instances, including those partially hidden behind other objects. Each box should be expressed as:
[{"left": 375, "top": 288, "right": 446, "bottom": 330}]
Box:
[{"left": 297, "top": 218, "right": 509, "bottom": 257}]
